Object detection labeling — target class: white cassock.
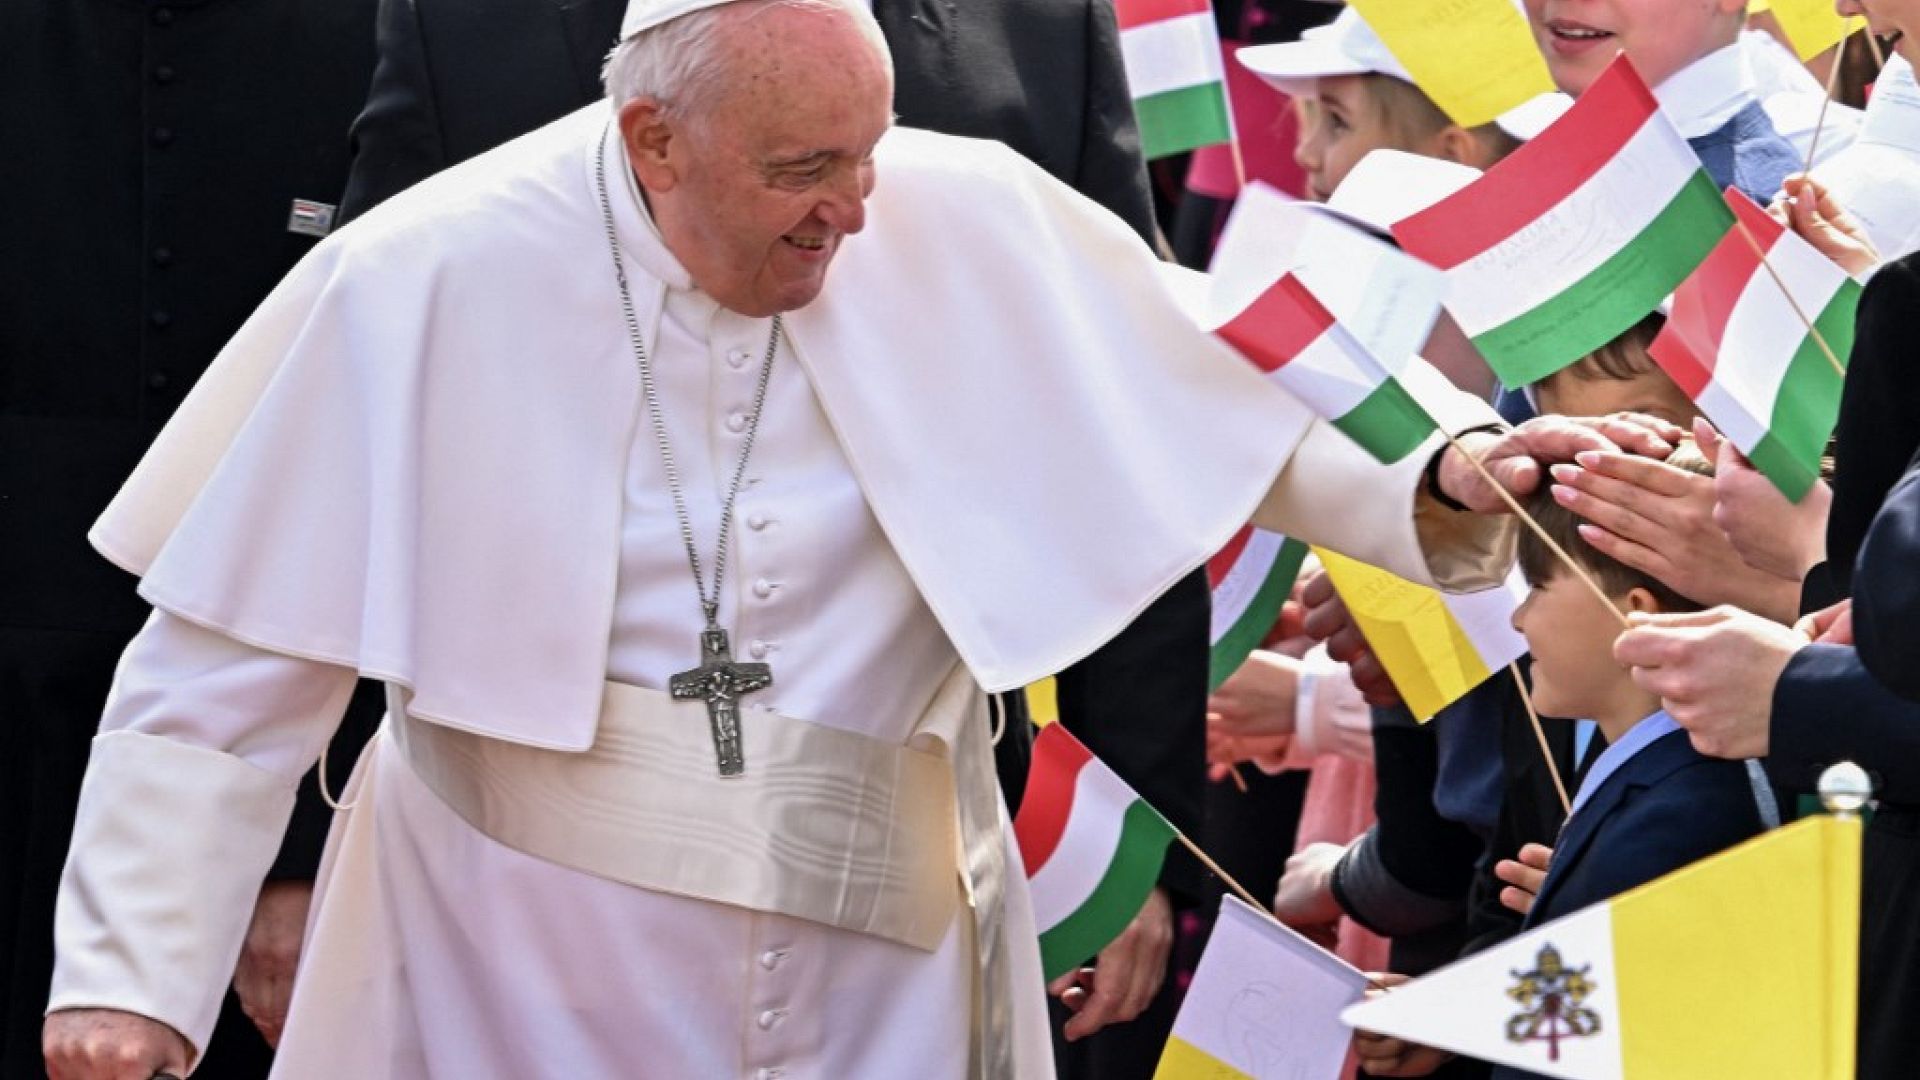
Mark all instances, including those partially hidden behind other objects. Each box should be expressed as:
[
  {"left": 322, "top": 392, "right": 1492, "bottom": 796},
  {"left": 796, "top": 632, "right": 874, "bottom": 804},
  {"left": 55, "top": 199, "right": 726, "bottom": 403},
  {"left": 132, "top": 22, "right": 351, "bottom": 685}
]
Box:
[{"left": 50, "top": 105, "right": 1513, "bottom": 1079}]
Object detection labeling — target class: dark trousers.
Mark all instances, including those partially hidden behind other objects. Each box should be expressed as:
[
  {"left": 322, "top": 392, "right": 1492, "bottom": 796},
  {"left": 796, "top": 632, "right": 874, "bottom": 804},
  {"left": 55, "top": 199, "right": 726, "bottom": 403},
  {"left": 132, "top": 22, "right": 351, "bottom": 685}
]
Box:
[{"left": 1, "top": 625, "right": 274, "bottom": 1079}]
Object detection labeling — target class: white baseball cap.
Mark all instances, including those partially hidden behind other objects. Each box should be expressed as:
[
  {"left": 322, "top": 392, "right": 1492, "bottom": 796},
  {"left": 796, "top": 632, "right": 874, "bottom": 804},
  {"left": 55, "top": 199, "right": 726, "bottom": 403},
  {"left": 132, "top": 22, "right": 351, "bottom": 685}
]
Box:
[{"left": 1236, "top": 8, "right": 1571, "bottom": 142}]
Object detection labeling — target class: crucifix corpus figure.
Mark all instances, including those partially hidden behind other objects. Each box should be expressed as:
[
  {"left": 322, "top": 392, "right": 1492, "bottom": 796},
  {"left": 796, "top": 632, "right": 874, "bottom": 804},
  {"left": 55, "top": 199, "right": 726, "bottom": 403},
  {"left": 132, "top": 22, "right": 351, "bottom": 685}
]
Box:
[{"left": 671, "top": 627, "right": 772, "bottom": 775}]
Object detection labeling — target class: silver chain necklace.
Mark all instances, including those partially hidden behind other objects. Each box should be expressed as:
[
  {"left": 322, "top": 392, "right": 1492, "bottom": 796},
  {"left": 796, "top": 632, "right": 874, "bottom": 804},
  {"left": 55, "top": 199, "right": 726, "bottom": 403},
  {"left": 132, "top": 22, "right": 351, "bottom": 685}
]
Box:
[{"left": 597, "top": 124, "right": 778, "bottom": 777}]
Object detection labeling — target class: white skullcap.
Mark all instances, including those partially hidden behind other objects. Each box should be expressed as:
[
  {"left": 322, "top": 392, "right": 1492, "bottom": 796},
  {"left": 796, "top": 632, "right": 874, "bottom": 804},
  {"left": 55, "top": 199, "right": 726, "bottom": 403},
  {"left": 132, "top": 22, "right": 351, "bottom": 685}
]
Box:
[{"left": 620, "top": 0, "right": 741, "bottom": 38}]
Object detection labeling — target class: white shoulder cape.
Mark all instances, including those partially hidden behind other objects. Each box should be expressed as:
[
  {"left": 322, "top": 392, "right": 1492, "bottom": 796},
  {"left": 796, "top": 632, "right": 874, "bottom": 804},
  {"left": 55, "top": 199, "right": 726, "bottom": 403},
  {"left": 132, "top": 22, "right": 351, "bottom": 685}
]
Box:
[{"left": 92, "top": 104, "right": 1338, "bottom": 750}]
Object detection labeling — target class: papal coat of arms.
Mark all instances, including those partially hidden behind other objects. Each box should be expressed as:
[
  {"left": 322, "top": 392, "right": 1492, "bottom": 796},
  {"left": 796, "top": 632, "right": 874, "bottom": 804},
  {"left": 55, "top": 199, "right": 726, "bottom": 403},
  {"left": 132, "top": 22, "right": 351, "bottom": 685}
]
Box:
[{"left": 1505, "top": 943, "right": 1603, "bottom": 1061}]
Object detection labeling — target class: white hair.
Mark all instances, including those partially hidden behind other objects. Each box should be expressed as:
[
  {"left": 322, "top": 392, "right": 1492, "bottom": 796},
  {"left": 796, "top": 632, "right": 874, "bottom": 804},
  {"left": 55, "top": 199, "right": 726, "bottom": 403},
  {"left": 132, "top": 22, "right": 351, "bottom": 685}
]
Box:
[{"left": 603, "top": 0, "right": 888, "bottom": 122}]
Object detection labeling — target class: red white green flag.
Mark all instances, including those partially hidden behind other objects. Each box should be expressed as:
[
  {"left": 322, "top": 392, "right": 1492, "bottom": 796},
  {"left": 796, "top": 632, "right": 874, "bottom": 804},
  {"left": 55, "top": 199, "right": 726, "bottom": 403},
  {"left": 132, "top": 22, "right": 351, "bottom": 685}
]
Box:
[
  {"left": 1015, "top": 724, "right": 1177, "bottom": 981},
  {"left": 1392, "top": 56, "right": 1734, "bottom": 387},
  {"left": 1115, "top": 0, "right": 1235, "bottom": 159},
  {"left": 1649, "top": 188, "right": 1857, "bottom": 501},
  {"left": 1215, "top": 273, "right": 1437, "bottom": 464},
  {"left": 1207, "top": 525, "right": 1307, "bottom": 690}
]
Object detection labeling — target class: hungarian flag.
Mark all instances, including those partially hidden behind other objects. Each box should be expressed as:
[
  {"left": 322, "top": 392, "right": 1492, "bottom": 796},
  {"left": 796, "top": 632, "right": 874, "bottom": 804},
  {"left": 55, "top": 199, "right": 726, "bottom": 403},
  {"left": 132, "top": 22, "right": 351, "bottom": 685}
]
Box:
[
  {"left": 1649, "top": 188, "right": 1857, "bottom": 501},
  {"left": 1393, "top": 56, "right": 1734, "bottom": 387},
  {"left": 1115, "top": 0, "right": 1235, "bottom": 159},
  {"left": 1207, "top": 525, "right": 1308, "bottom": 690},
  {"left": 1015, "top": 724, "right": 1177, "bottom": 981},
  {"left": 1344, "top": 813, "right": 1859, "bottom": 1078},
  {"left": 1215, "top": 273, "right": 1437, "bottom": 464}
]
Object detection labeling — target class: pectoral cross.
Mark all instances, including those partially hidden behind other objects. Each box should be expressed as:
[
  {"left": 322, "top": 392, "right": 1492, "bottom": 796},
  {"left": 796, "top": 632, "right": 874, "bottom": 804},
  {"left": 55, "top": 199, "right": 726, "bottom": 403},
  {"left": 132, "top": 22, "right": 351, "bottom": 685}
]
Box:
[{"left": 669, "top": 628, "right": 773, "bottom": 777}]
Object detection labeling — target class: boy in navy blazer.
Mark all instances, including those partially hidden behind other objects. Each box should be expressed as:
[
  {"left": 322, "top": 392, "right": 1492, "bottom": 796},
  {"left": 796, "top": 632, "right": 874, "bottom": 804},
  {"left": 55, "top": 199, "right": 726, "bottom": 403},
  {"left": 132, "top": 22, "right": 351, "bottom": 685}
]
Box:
[{"left": 1492, "top": 450, "right": 1776, "bottom": 1078}]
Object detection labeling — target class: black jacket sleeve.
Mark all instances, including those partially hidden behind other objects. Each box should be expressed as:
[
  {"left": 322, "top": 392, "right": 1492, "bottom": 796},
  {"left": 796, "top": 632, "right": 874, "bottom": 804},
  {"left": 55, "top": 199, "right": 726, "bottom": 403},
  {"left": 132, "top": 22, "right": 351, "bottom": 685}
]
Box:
[
  {"left": 336, "top": 0, "right": 449, "bottom": 225},
  {"left": 1072, "top": 0, "right": 1159, "bottom": 246},
  {"left": 1827, "top": 256, "right": 1920, "bottom": 592},
  {"left": 1854, "top": 463, "right": 1920, "bottom": 703},
  {"left": 1056, "top": 571, "right": 1209, "bottom": 905},
  {"left": 1770, "top": 643, "right": 1920, "bottom": 806}
]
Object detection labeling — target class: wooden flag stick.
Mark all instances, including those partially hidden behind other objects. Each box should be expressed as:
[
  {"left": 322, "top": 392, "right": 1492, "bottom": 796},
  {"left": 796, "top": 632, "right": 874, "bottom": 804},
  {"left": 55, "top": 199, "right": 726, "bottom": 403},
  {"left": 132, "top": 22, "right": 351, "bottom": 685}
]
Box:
[
  {"left": 1439, "top": 431, "right": 1631, "bottom": 629},
  {"left": 1509, "top": 663, "right": 1571, "bottom": 815},
  {"left": 1865, "top": 25, "right": 1887, "bottom": 70},
  {"left": 1227, "top": 135, "right": 1250, "bottom": 194},
  {"left": 1171, "top": 827, "right": 1392, "bottom": 991},
  {"left": 1802, "top": 24, "right": 1852, "bottom": 179},
  {"left": 1730, "top": 217, "right": 1849, "bottom": 378}
]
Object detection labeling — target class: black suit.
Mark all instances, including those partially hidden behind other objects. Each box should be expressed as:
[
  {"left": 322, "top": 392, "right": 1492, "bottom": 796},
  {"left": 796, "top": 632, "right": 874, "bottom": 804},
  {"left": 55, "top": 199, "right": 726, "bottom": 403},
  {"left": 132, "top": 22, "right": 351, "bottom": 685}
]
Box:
[
  {"left": 332, "top": 3, "right": 1204, "bottom": 1075},
  {"left": 0, "top": 2, "right": 381, "bottom": 1075}
]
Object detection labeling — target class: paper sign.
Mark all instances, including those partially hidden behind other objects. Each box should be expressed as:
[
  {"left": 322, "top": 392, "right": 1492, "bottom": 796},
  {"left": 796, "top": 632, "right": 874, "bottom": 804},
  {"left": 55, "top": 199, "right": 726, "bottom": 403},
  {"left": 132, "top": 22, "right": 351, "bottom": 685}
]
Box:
[{"left": 1346, "top": 0, "right": 1557, "bottom": 127}]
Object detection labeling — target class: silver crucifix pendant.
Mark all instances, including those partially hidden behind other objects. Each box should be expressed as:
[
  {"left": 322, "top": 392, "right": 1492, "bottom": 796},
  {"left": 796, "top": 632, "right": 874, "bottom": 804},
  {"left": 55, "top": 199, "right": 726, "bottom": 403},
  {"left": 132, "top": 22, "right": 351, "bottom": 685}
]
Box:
[{"left": 669, "top": 627, "right": 773, "bottom": 777}]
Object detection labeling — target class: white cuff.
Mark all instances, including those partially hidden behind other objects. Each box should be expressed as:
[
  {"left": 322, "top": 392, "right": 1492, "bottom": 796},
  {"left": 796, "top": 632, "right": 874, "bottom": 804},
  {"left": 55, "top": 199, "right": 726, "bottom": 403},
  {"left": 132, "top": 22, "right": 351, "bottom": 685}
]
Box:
[{"left": 50, "top": 730, "right": 297, "bottom": 1064}]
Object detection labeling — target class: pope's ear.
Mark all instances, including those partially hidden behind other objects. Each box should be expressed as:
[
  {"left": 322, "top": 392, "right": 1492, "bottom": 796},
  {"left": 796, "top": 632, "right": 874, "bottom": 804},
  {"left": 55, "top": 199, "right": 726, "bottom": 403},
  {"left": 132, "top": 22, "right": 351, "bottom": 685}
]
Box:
[{"left": 619, "top": 98, "right": 679, "bottom": 192}]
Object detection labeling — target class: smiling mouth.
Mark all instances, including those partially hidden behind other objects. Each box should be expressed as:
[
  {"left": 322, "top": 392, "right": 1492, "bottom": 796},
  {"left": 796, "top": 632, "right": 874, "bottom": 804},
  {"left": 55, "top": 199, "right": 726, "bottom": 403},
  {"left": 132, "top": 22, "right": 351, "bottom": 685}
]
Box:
[
  {"left": 1546, "top": 20, "right": 1613, "bottom": 43},
  {"left": 783, "top": 235, "right": 828, "bottom": 252}
]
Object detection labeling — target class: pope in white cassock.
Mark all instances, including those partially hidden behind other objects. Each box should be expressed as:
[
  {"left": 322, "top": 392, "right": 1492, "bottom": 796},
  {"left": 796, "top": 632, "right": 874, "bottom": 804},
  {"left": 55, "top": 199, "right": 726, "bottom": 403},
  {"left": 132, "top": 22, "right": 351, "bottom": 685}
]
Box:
[{"left": 40, "top": 1, "right": 1658, "bottom": 1077}]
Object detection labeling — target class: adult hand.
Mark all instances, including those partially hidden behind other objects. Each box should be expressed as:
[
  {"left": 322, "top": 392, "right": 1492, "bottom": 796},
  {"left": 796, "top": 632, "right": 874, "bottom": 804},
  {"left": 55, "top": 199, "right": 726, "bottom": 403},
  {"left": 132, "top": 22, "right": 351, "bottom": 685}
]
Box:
[
  {"left": 1771, "top": 174, "right": 1878, "bottom": 278},
  {"left": 1299, "top": 569, "right": 1400, "bottom": 708},
  {"left": 1613, "top": 607, "right": 1811, "bottom": 760},
  {"left": 1494, "top": 843, "right": 1554, "bottom": 917},
  {"left": 43, "top": 1009, "right": 191, "bottom": 1080},
  {"left": 233, "top": 880, "right": 313, "bottom": 1047},
  {"left": 1049, "top": 887, "right": 1173, "bottom": 1041},
  {"left": 1353, "top": 974, "right": 1456, "bottom": 1077},
  {"left": 1434, "top": 414, "right": 1682, "bottom": 515},
  {"left": 1271, "top": 841, "right": 1348, "bottom": 946},
  {"left": 1699, "top": 419, "right": 1830, "bottom": 582},
  {"left": 1546, "top": 447, "right": 1801, "bottom": 623}
]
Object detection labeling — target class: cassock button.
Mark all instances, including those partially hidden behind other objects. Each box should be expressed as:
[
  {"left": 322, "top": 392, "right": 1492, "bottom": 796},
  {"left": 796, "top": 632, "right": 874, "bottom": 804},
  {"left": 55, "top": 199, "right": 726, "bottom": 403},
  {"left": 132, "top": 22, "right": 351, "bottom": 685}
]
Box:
[
  {"left": 759, "top": 949, "right": 783, "bottom": 970},
  {"left": 147, "top": 371, "right": 170, "bottom": 390},
  {"left": 152, "top": 246, "right": 174, "bottom": 267},
  {"left": 726, "top": 412, "right": 748, "bottom": 434},
  {"left": 753, "top": 579, "right": 774, "bottom": 599},
  {"left": 749, "top": 640, "right": 770, "bottom": 659},
  {"left": 747, "top": 512, "right": 769, "bottom": 530},
  {"left": 757, "top": 1069, "right": 784, "bottom": 1079},
  {"left": 149, "top": 310, "right": 172, "bottom": 329},
  {"left": 153, "top": 65, "right": 177, "bottom": 85},
  {"left": 151, "top": 126, "right": 175, "bottom": 147},
  {"left": 756, "top": 1009, "right": 784, "bottom": 1031},
  {"left": 727, "top": 348, "right": 751, "bottom": 369},
  {"left": 152, "top": 6, "right": 175, "bottom": 26}
]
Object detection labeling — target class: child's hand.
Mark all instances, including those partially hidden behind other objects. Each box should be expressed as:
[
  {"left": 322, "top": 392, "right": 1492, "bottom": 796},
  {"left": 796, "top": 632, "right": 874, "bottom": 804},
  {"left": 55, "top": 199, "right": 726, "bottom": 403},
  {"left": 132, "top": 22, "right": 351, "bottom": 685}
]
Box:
[
  {"left": 1771, "top": 174, "right": 1878, "bottom": 278},
  {"left": 1354, "top": 975, "right": 1456, "bottom": 1077},
  {"left": 1494, "top": 843, "right": 1553, "bottom": 916}
]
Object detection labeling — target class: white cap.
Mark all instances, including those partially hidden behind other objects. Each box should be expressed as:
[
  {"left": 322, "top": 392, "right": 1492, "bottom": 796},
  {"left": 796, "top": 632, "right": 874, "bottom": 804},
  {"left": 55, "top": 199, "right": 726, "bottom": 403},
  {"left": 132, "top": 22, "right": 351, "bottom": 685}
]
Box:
[
  {"left": 1235, "top": 8, "right": 1410, "bottom": 97},
  {"left": 621, "top": 0, "right": 739, "bottom": 38},
  {"left": 1236, "top": 10, "right": 1572, "bottom": 141}
]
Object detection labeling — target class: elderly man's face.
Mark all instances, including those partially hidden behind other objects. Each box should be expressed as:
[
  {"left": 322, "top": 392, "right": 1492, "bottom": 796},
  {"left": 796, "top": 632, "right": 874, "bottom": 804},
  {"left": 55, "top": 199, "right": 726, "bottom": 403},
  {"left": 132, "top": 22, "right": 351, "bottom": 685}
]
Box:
[{"left": 623, "top": 5, "right": 894, "bottom": 317}]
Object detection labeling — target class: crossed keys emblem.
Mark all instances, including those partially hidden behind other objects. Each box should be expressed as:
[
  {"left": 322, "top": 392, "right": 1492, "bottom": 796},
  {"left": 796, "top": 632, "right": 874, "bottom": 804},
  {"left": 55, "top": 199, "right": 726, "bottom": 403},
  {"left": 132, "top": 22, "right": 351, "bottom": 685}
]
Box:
[{"left": 1506, "top": 943, "right": 1602, "bottom": 1062}]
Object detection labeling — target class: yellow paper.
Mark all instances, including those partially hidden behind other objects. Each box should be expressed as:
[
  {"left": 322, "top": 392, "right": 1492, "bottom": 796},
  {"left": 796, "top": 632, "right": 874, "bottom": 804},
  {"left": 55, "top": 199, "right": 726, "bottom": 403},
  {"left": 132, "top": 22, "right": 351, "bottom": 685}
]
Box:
[
  {"left": 1764, "top": 0, "right": 1857, "bottom": 61},
  {"left": 1313, "top": 548, "right": 1505, "bottom": 722},
  {"left": 1154, "top": 1036, "right": 1258, "bottom": 1080},
  {"left": 1347, "top": 0, "right": 1557, "bottom": 127},
  {"left": 1613, "top": 815, "right": 1859, "bottom": 1078},
  {"left": 1024, "top": 676, "right": 1059, "bottom": 727}
]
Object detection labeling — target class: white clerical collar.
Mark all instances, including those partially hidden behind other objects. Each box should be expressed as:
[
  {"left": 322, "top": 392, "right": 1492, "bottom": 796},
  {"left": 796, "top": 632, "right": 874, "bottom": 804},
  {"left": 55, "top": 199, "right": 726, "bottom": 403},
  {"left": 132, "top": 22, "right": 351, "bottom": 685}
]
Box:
[
  {"left": 600, "top": 117, "right": 697, "bottom": 293},
  {"left": 1654, "top": 43, "right": 1756, "bottom": 140}
]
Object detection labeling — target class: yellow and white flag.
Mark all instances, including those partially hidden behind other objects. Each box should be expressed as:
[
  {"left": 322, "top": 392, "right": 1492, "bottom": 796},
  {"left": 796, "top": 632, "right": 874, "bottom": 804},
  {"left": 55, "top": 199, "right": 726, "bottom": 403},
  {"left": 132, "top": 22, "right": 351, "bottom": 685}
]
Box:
[
  {"left": 1343, "top": 815, "right": 1860, "bottom": 1078},
  {"left": 1314, "top": 548, "right": 1529, "bottom": 722},
  {"left": 1753, "top": 0, "right": 1857, "bottom": 61}
]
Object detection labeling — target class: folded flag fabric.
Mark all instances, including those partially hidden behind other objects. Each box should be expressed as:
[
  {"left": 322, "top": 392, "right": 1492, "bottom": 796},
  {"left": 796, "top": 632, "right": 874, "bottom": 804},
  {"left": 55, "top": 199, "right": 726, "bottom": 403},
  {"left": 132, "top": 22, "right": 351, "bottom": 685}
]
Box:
[
  {"left": 1344, "top": 814, "right": 1860, "bottom": 1078},
  {"left": 1208, "top": 525, "right": 1309, "bottom": 690},
  {"left": 1346, "top": 0, "right": 1556, "bottom": 127},
  {"left": 1015, "top": 723, "right": 1178, "bottom": 981},
  {"left": 1215, "top": 273, "right": 1437, "bottom": 463},
  {"left": 1155, "top": 896, "right": 1368, "bottom": 1080},
  {"left": 1393, "top": 55, "right": 1734, "bottom": 387},
  {"left": 1648, "top": 187, "right": 1856, "bottom": 502},
  {"left": 1116, "top": 0, "right": 1236, "bottom": 159},
  {"left": 1314, "top": 548, "right": 1530, "bottom": 723}
]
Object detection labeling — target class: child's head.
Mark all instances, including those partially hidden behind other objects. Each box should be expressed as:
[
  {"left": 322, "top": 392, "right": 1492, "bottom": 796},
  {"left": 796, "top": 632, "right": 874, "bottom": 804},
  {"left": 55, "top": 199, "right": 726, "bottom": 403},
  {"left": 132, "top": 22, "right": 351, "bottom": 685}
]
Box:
[
  {"left": 1293, "top": 74, "right": 1521, "bottom": 201},
  {"left": 1522, "top": 0, "right": 1746, "bottom": 96},
  {"left": 1511, "top": 442, "right": 1713, "bottom": 720},
  {"left": 1531, "top": 313, "right": 1698, "bottom": 428}
]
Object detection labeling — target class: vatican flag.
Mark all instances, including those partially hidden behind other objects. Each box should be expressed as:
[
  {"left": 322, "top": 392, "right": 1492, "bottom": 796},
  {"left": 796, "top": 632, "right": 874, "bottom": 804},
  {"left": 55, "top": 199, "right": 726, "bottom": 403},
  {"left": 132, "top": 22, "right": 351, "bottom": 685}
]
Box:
[{"left": 1342, "top": 815, "right": 1859, "bottom": 1078}]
